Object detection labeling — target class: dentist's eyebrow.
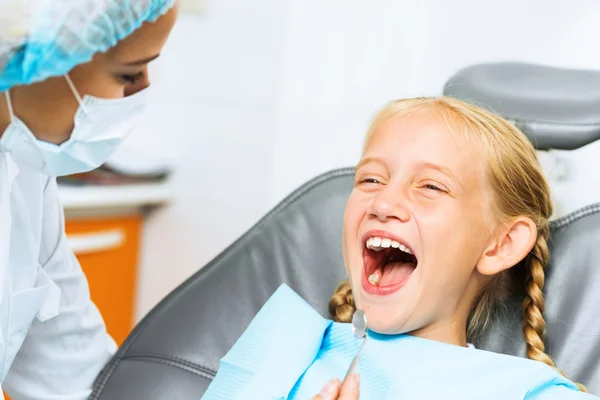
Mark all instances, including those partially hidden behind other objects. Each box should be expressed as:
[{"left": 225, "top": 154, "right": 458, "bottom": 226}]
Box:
[{"left": 123, "top": 53, "right": 160, "bottom": 66}]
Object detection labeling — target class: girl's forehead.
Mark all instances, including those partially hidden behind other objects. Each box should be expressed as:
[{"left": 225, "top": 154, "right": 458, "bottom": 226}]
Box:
[
  {"left": 366, "top": 112, "right": 473, "bottom": 158},
  {"left": 363, "top": 112, "right": 486, "bottom": 186}
]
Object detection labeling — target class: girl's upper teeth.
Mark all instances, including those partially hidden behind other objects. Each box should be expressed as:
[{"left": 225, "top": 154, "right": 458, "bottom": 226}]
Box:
[{"left": 366, "top": 236, "right": 413, "bottom": 254}]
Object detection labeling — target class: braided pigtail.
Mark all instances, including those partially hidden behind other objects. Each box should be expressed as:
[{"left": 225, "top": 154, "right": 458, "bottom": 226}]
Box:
[
  {"left": 522, "top": 234, "right": 587, "bottom": 392},
  {"left": 328, "top": 280, "right": 355, "bottom": 323}
]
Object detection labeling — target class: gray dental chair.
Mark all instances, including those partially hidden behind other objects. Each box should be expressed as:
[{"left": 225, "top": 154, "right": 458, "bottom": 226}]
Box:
[{"left": 89, "top": 62, "right": 600, "bottom": 399}]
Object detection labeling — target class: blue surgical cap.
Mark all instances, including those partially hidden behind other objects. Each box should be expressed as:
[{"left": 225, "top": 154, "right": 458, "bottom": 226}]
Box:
[{"left": 0, "top": 0, "right": 176, "bottom": 92}]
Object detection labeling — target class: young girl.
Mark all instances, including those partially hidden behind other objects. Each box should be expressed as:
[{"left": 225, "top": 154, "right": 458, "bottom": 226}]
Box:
[{"left": 202, "top": 97, "right": 598, "bottom": 399}]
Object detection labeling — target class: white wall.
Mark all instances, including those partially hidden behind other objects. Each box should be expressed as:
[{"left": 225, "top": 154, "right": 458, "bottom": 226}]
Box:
[
  {"left": 123, "top": 0, "right": 288, "bottom": 319},
  {"left": 128, "top": 0, "right": 600, "bottom": 319},
  {"left": 270, "top": 0, "right": 600, "bottom": 208}
]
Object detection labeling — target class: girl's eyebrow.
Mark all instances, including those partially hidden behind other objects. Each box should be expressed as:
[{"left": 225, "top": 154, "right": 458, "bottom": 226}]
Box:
[
  {"left": 356, "top": 157, "right": 465, "bottom": 189},
  {"left": 416, "top": 161, "right": 464, "bottom": 188},
  {"left": 356, "top": 156, "right": 386, "bottom": 170}
]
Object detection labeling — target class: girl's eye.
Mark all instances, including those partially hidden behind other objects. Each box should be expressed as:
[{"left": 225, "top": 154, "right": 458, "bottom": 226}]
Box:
[
  {"left": 424, "top": 184, "right": 442, "bottom": 191},
  {"left": 119, "top": 71, "right": 144, "bottom": 84},
  {"left": 358, "top": 178, "right": 381, "bottom": 185},
  {"left": 421, "top": 183, "right": 449, "bottom": 194}
]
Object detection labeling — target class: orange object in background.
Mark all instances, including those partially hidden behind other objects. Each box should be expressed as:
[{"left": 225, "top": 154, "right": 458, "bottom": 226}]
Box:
[{"left": 66, "top": 215, "right": 143, "bottom": 346}]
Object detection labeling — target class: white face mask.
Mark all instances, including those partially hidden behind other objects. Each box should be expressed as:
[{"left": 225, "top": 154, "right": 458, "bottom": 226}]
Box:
[{"left": 0, "top": 74, "right": 148, "bottom": 176}]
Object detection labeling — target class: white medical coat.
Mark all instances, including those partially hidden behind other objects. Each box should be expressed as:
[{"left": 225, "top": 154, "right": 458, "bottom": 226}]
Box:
[{"left": 0, "top": 152, "right": 117, "bottom": 399}]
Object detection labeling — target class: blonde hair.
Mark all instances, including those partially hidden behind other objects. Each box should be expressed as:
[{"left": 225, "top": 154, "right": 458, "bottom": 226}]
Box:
[{"left": 329, "top": 96, "right": 586, "bottom": 392}]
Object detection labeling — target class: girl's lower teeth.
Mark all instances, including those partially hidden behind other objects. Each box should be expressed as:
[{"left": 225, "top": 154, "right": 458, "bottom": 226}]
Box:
[{"left": 368, "top": 273, "right": 380, "bottom": 286}]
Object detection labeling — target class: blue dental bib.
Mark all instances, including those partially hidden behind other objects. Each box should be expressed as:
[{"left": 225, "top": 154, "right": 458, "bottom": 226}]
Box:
[{"left": 202, "top": 285, "right": 594, "bottom": 399}]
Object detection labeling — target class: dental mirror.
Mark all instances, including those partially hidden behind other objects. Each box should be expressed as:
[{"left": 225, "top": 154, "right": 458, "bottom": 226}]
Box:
[
  {"left": 351, "top": 309, "right": 368, "bottom": 339},
  {"left": 345, "top": 309, "right": 368, "bottom": 380}
]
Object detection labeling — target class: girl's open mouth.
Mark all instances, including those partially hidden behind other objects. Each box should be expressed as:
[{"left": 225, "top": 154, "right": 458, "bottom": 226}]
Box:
[{"left": 361, "top": 233, "right": 418, "bottom": 296}]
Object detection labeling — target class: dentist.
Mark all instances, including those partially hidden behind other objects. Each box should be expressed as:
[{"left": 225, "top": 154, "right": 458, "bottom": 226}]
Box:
[{"left": 0, "top": 1, "right": 178, "bottom": 398}]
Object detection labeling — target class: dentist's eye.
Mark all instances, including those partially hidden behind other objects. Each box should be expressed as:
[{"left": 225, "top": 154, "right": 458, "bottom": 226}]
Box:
[{"left": 119, "top": 71, "right": 145, "bottom": 84}]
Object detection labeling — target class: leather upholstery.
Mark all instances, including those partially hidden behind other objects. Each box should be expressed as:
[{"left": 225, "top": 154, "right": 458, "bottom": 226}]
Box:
[
  {"left": 90, "top": 168, "right": 600, "bottom": 398},
  {"left": 90, "top": 168, "right": 353, "bottom": 399},
  {"left": 444, "top": 62, "right": 600, "bottom": 150},
  {"left": 478, "top": 204, "right": 600, "bottom": 392}
]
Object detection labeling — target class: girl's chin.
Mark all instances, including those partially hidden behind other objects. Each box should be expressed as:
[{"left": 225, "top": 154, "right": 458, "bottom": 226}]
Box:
[{"left": 361, "top": 311, "right": 407, "bottom": 334}]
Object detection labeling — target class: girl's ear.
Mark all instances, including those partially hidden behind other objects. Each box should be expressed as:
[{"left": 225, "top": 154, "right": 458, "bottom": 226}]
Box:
[{"left": 476, "top": 217, "right": 537, "bottom": 276}]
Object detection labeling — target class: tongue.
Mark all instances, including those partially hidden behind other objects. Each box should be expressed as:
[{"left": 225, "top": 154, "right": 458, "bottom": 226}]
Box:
[{"left": 379, "top": 262, "right": 416, "bottom": 286}]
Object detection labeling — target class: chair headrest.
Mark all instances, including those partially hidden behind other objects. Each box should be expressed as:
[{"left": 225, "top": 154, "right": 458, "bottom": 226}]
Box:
[{"left": 443, "top": 62, "right": 600, "bottom": 150}]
